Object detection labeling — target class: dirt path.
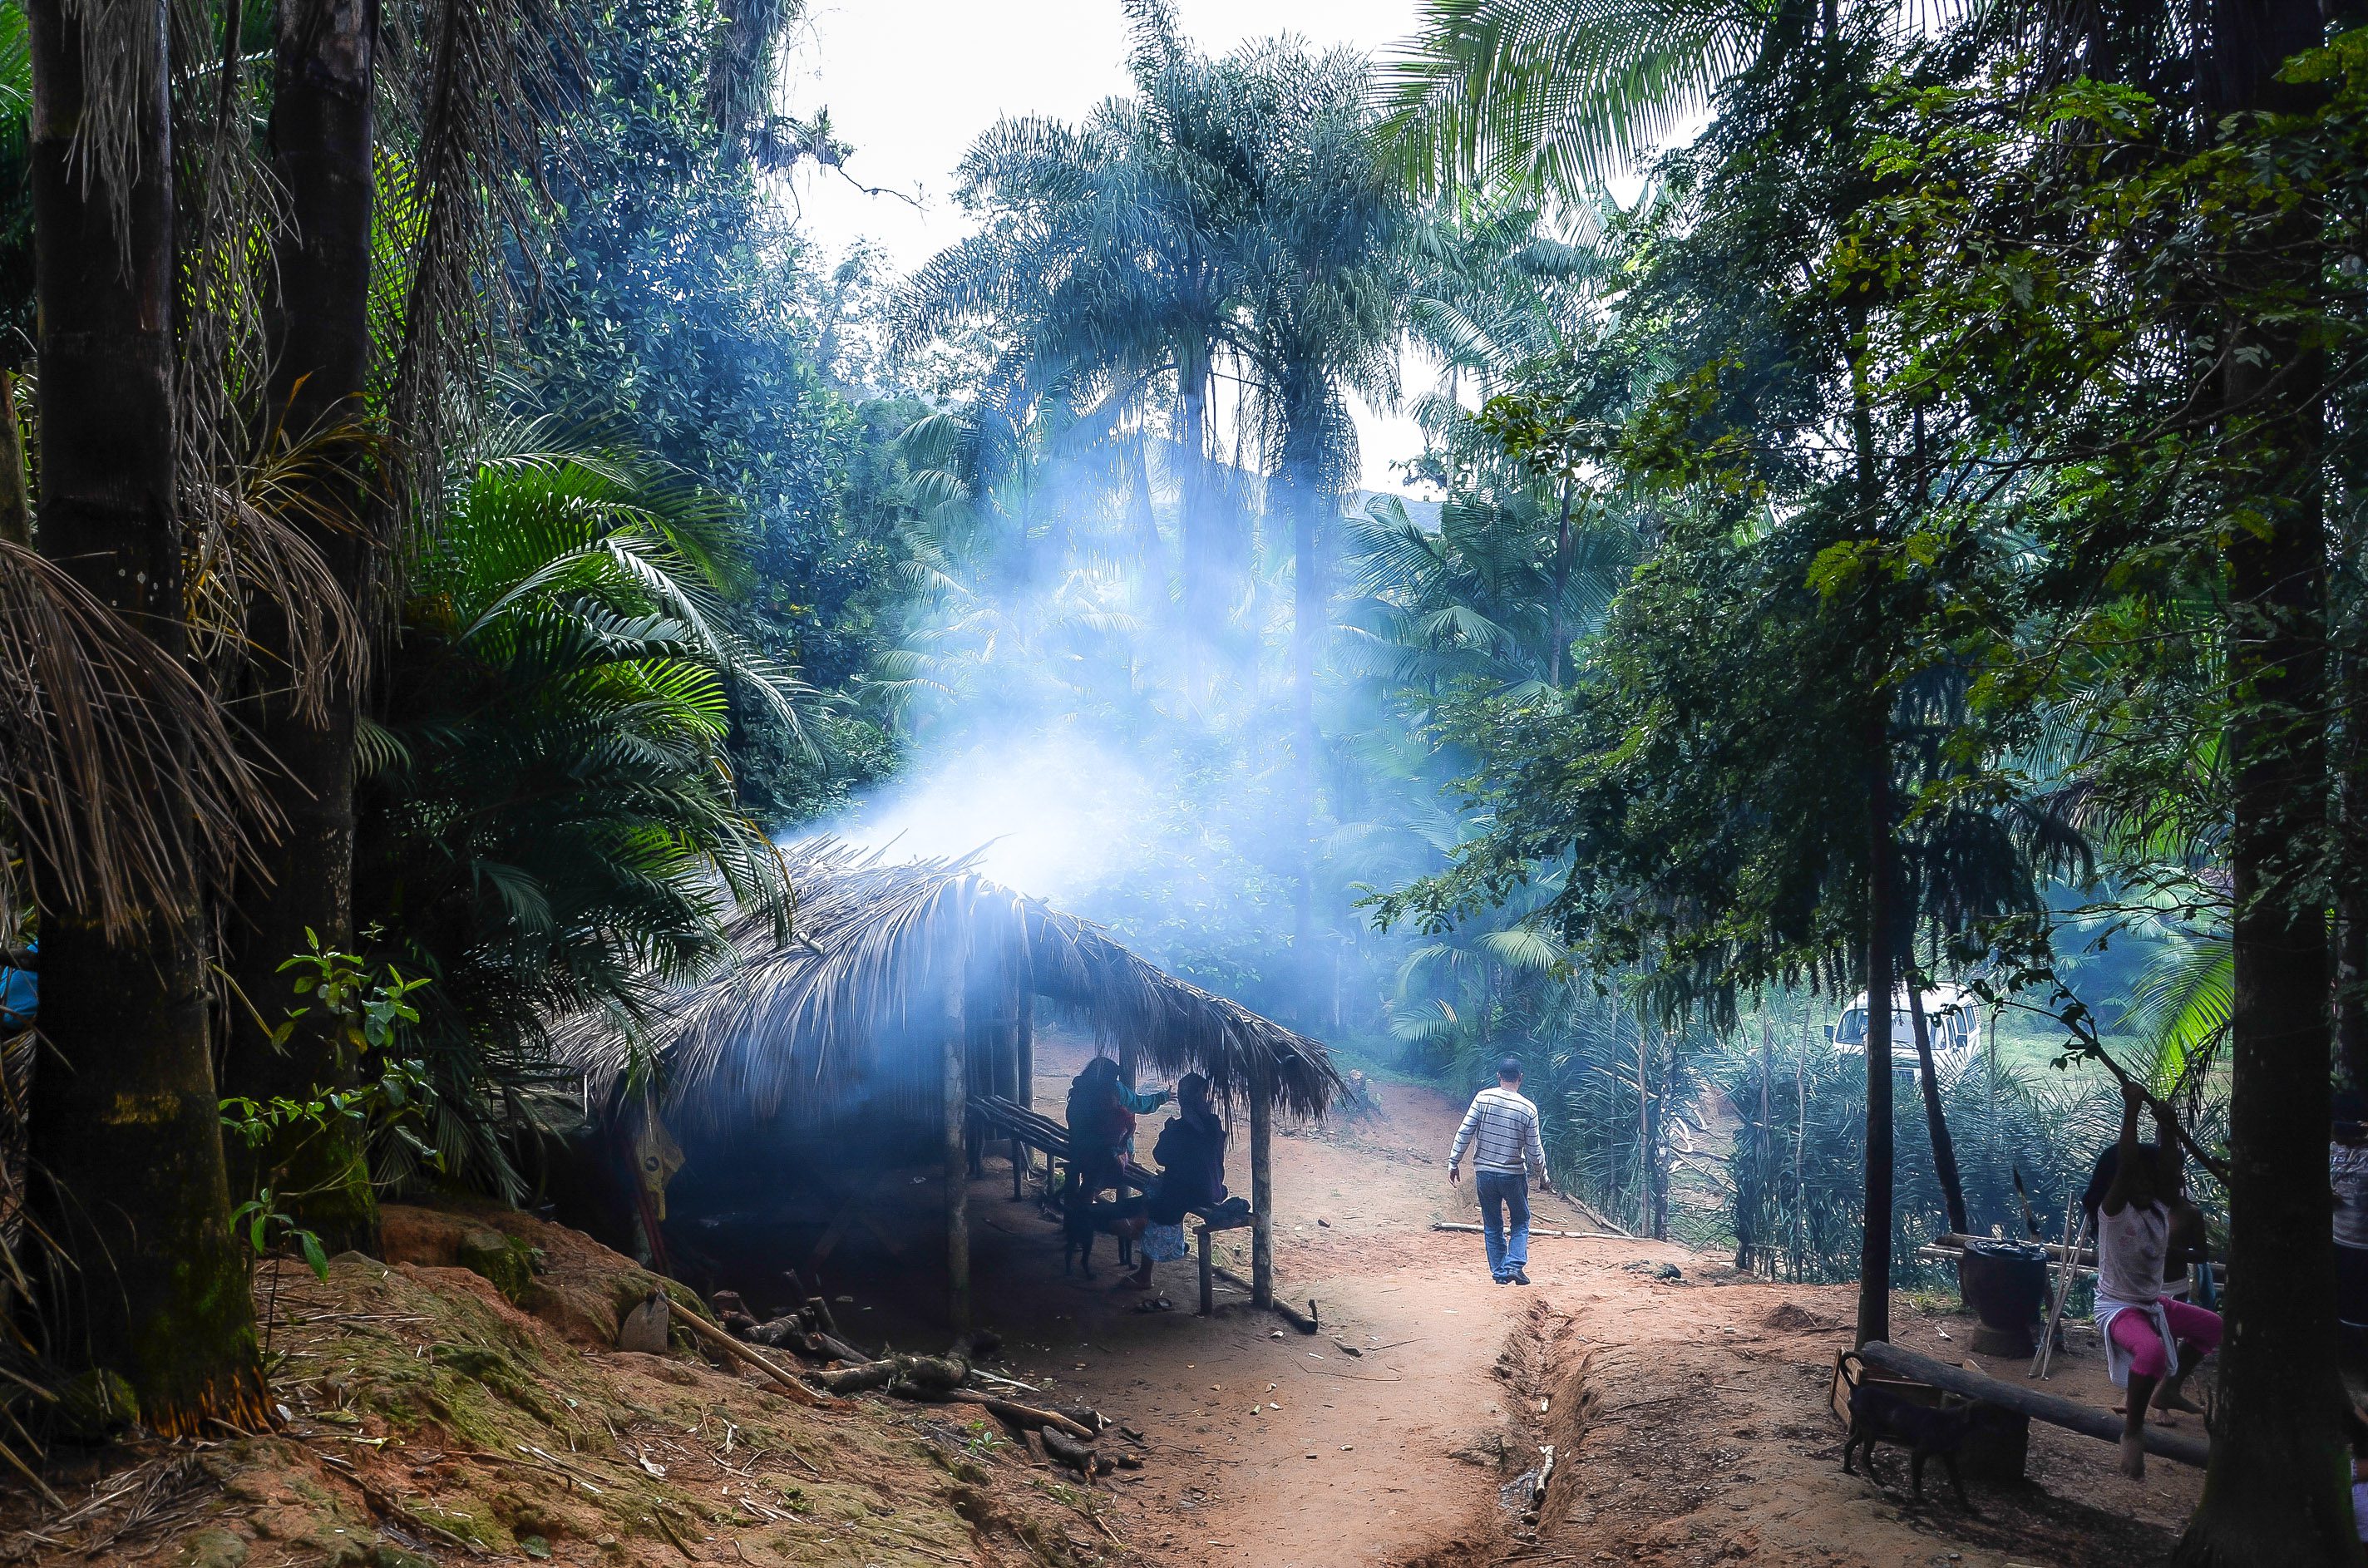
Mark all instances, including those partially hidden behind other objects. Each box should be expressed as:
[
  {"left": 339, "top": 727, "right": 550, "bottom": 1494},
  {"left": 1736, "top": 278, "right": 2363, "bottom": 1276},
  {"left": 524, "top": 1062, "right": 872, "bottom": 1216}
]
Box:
[
  {"left": 950, "top": 1040, "right": 2207, "bottom": 1568},
  {"left": 967, "top": 1043, "right": 1594, "bottom": 1568}
]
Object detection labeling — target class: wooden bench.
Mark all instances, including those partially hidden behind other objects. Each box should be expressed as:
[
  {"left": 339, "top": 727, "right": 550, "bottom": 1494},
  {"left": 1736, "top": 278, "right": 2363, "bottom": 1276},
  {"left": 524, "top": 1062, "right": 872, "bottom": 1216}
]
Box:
[{"left": 968, "top": 1092, "right": 1248, "bottom": 1314}]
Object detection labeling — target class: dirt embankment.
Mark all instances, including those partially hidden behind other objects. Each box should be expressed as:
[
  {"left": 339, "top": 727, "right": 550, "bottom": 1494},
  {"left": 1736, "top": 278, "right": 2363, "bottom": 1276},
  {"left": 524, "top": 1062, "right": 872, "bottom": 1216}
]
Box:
[
  {"left": 2, "top": 1206, "right": 1149, "bottom": 1568},
  {"left": 0, "top": 1061, "right": 2217, "bottom": 1568}
]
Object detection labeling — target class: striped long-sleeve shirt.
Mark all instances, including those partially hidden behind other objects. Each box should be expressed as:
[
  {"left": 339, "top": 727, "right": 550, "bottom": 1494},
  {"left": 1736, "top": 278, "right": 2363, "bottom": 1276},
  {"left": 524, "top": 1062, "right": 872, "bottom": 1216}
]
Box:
[{"left": 1449, "top": 1085, "right": 1547, "bottom": 1177}]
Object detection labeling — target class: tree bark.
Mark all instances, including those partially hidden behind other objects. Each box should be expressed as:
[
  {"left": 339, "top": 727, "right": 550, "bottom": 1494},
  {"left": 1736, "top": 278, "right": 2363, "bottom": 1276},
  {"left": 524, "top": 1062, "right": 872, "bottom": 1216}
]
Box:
[
  {"left": 21, "top": 0, "right": 264, "bottom": 1432},
  {"left": 218, "top": 0, "right": 381, "bottom": 1254},
  {"left": 1858, "top": 709, "right": 1895, "bottom": 1349},
  {"left": 2170, "top": 0, "right": 2351, "bottom": 1560},
  {"left": 1908, "top": 981, "right": 1969, "bottom": 1237},
  {"left": 1250, "top": 1055, "right": 1273, "bottom": 1309},
  {"left": 1547, "top": 482, "right": 1574, "bottom": 688},
  {"left": 944, "top": 967, "right": 969, "bottom": 1339}
]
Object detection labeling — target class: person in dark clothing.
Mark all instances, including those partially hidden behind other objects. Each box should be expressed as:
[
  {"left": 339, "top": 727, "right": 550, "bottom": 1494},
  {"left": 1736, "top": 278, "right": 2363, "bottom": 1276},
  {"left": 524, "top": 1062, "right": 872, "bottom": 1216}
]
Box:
[
  {"left": 1122, "top": 1072, "right": 1226, "bottom": 1289},
  {"left": 1066, "top": 1055, "right": 1171, "bottom": 1197}
]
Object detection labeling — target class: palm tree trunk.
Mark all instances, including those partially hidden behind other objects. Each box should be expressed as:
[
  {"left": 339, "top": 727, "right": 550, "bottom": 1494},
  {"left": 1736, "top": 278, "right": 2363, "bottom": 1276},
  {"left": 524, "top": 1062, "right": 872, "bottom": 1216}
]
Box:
[
  {"left": 1858, "top": 709, "right": 1896, "bottom": 1348},
  {"left": 1907, "top": 981, "right": 1968, "bottom": 1236},
  {"left": 220, "top": 0, "right": 380, "bottom": 1254},
  {"left": 1547, "top": 482, "right": 1573, "bottom": 687},
  {"left": 22, "top": 0, "right": 264, "bottom": 1432},
  {"left": 2336, "top": 643, "right": 2368, "bottom": 1091},
  {"left": 2170, "top": 0, "right": 2351, "bottom": 1558},
  {"left": 1281, "top": 382, "right": 1326, "bottom": 1019}
]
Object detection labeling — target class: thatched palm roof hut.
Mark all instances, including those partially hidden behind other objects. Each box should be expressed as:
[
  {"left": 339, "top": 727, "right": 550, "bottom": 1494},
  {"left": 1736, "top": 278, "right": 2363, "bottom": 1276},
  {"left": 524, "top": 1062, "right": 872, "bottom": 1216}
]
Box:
[{"left": 560, "top": 838, "right": 1339, "bottom": 1329}]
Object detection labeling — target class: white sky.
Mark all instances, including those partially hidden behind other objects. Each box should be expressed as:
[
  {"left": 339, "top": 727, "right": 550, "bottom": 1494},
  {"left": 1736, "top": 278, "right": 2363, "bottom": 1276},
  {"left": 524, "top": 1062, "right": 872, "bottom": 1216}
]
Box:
[{"left": 779, "top": 0, "right": 1434, "bottom": 494}]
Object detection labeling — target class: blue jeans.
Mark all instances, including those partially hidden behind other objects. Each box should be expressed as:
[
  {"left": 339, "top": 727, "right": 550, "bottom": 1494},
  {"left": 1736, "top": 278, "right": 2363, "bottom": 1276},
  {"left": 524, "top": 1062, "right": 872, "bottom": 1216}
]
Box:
[{"left": 1475, "top": 1169, "right": 1530, "bottom": 1280}]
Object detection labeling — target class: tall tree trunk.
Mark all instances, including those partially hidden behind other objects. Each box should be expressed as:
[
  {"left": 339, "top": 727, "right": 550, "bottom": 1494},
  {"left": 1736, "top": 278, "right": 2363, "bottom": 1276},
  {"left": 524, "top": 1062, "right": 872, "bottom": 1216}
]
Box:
[
  {"left": 1907, "top": 980, "right": 1969, "bottom": 1236},
  {"left": 1858, "top": 711, "right": 1896, "bottom": 1348},
  {"left": 1282, "top": 386, "right": 1326, "bottom": 1023},
  {"left": 220, "top": 0, "right": 380, "bottom": 1253},
  {"left": 1848, "top": 291, "right": 1895, "bottom": 1349},
  {"left": 21, "top": 0, "right": 264, "bottom": 1432},
  {"left": 1547, "top": 482, "right": 1573, "bottom": 687},
  {"left": 2337, "top": 643, "right": 2368, "bottom": 1091},
  {"left": 2171, "top": 0, "right": 2351, "bottom": 1560}
]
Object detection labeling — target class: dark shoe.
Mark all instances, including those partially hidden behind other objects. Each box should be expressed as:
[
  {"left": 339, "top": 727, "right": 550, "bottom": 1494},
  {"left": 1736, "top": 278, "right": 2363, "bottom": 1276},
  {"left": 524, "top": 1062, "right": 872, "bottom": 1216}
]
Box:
[
  {"left": 1493, "top": 1275, "right": 1513, "bottom": 1285},
  {"left": 1512, "top": 1270, "right": 1532, "bottom": 1285}
]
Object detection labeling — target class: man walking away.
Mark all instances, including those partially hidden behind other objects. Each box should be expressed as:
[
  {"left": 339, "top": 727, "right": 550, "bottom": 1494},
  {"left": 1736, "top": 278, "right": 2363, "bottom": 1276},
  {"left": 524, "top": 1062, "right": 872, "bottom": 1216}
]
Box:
[{"left": 1448, "top": 1057, "right": 1552, "bottom": 1284}]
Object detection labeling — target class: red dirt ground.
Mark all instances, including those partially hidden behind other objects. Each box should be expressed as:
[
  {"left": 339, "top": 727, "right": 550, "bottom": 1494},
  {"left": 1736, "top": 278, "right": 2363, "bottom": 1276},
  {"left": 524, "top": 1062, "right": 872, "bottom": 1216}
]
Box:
[{"left": 817, "top": 1034, "right": 2207, "bottom": 1568}]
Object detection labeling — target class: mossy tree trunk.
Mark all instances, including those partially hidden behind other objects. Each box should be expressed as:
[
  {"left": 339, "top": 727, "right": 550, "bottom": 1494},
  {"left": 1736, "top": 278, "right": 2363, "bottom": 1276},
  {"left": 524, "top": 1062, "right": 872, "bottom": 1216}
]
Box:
[
  {"left": 218, "top": 0, "right": 381, "bottom": 1254},
  {"left": 21, "top": 0, "right": 264, "bottom": 1432},
  {"left": 2173, "top": 1, "right": 2351, "bottom": 1553}
]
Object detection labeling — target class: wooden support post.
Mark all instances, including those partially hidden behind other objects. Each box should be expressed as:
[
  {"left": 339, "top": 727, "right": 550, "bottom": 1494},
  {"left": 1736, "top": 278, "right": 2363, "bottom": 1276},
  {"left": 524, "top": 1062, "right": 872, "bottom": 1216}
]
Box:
[
  {"left": 944, "top": 971, "right": 970, "bottom": 1340},
  {"left": 1016, "top": 986, "right": 1034, "bottom": 1111},
  {"left": 1198, "top": 1225, "right": 1215, "bottom": 1316},
  {"left": 1250, "top": 1057, "right": 1274, "bottom": 1309}
]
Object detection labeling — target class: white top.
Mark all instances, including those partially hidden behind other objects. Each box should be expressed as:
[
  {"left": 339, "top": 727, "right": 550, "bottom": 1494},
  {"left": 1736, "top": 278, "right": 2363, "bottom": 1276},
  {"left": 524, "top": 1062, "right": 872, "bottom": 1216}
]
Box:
[
  {"left": 2099, "top": 1199, "right": 2170, "bottom": 1304},
  {"left": 1448, "top": 1086, "right": 1547, "bottom": 1177},
  {"left": 2334, "top": 1142, "right": 2368, "bottom": 1250}
]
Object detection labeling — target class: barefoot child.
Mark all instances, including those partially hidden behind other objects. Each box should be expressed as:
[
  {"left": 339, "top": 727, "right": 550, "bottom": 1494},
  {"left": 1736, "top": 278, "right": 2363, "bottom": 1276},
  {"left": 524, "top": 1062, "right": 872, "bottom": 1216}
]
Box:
[{"left": 2094, "top": 1082, "right": 2222, "bottom": 1478}]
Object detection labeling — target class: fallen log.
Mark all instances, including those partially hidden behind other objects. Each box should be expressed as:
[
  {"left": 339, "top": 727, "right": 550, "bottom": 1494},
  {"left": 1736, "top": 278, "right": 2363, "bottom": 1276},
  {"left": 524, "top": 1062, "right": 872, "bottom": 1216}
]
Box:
[
  {"left": 933, "top": 1388, "right": 1094, "bottom": 1441},
  {"left": 670, "top": 1308, "right": 834, "bottom": 1408},
  {"left": 1431, "top": 1221, "right": 1635, "bottom": 1242},
  {"left": 805, "top": 1352, "right": 970, "bottom": 1397},
  {"left": 814, "top": 1330, "right": 873, "bottom": 1366},
  {"left": 1208, "top": 1266, "right": 1318, "bottom": 1334},
  {"left": 1855, "top": 1340, "right": 2208, "bottom": 1468},
  {"left": 1039, "top": 1427, "right": 1110, "bottom": 1476}
]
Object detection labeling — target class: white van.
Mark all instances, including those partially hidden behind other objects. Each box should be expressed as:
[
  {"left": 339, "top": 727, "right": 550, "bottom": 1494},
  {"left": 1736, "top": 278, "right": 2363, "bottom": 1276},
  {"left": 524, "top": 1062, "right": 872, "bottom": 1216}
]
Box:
[{"left": 1829, "top": 984, "right": 1982, "bottom": 1072}]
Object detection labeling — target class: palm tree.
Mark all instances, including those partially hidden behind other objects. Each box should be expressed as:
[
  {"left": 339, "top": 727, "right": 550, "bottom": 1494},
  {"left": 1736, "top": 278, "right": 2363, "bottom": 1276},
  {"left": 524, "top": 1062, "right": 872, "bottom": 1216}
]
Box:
[
  {"left": 1380, "top": 0, "right": 1806, "bottom": 207},
  {"left": 20, "top": 0, "right": 265, "bottom": 1433},
  {"left": 358, "top": 427, "right": 806, "bottom": 1196},
  {"left": 1230, "top": 37, "right": 1407, "bottom": 1009},
  {"left": 895, "top": 0, "right": 1266, "bottom": 632}
]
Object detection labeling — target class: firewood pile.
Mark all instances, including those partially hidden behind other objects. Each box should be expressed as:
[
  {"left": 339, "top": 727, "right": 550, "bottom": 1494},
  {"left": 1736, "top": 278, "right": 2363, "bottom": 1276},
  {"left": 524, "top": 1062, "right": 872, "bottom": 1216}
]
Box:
[{"left": 703, "top": 1290, "right": 1144, "bottom": 1479}]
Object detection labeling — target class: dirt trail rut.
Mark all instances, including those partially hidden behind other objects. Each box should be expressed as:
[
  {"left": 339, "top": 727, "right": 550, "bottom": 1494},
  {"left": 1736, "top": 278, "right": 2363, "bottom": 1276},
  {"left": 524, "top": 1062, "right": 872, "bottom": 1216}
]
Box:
[{"left": 977, "top": 1042, "right": 2203, "bottom": 1568}]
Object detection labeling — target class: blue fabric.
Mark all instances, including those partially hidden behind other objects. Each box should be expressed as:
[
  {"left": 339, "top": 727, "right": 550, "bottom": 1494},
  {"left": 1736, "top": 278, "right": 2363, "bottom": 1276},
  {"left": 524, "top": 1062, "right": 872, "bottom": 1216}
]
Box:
[
  {"left": 1476, "top": 1169, "right": 1530, "bottom": 1281},
  {"left": 0, "top": 959, "right": 35, "bottom": 1030}
]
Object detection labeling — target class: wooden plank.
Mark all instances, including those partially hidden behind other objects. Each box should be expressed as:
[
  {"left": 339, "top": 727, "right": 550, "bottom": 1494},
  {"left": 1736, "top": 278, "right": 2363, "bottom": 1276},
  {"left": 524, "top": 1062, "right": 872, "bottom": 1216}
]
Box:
[
  {"left": 1855, "top": 1340, "right": 2208, "bottom": 1468},
  {"left": 1432, "top": 1221, "right": 1635, "bottom": 1242}
]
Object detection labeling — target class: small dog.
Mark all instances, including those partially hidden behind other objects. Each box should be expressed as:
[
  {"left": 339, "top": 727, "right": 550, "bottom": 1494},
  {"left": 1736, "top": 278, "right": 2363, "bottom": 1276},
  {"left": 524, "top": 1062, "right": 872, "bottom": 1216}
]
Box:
[
  {"left": 1838, "top": 1352, "right": 1975, "bottom": 1507},
  {"left": 1060, "top": 1180, "right": 1147, "bottom": 1276}
]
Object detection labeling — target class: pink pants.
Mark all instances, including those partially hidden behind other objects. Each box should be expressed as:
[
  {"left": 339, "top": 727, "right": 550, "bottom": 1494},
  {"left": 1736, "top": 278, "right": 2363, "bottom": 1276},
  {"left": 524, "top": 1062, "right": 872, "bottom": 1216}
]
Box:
[{"left": 2109, "top": 1298, "right": 2222, "bottom": 1380}]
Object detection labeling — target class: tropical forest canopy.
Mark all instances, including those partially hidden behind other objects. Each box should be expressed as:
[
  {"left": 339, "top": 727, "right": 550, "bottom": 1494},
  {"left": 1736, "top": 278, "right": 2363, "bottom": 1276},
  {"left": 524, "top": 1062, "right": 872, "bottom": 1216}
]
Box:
[{"left": 0, "top": 0, "right": 2362, "bottom": 1555}]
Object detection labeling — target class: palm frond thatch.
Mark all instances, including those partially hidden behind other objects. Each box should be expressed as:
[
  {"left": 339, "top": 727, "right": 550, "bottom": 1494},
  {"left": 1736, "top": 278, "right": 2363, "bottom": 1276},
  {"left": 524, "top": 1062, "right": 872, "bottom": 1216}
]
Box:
[{"left": 558, "top": 838, "right": 1340, "bottom": 1137}]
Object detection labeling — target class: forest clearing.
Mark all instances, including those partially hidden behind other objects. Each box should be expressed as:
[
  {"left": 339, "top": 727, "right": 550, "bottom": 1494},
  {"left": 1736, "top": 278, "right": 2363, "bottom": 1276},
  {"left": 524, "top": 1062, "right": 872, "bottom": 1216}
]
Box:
[
  {"left": 0, "top": 0, "right": 2357, "bottom": 1552},
  {"left": 0, "top": 1045, "right": 2209, "bottom": 1568}
]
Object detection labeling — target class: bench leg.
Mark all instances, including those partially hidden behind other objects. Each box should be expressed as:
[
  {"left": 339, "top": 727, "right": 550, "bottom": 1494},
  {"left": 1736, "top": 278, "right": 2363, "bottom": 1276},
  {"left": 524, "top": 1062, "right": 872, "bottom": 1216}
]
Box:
[
  {"left": 1198, "top": 1226, "right": 1214, "bottom": 1316},
  {"left": 1013, "top": 1141, "right": 1026, "bottom": 1201}
]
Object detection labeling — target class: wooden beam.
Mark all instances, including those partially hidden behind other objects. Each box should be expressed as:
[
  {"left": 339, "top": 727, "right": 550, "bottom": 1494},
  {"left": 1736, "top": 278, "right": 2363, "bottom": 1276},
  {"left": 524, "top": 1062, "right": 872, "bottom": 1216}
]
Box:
[
  {"left": 1250, "top": 1055, "right": 1274, "bottom": 1309},
  {"left": 1854, "top": 1340, "right": 2209, "bottom": 1468},
  {"left": 945, "top": 965, "right": 970, "bottom": 1340}
]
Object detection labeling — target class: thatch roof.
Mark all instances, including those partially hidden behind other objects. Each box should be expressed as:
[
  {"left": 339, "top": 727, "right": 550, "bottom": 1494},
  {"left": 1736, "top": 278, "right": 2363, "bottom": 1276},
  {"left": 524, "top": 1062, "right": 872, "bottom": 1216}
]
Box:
[{"left": 559, "top": 839, "right": 1339, "bottom": 1139}]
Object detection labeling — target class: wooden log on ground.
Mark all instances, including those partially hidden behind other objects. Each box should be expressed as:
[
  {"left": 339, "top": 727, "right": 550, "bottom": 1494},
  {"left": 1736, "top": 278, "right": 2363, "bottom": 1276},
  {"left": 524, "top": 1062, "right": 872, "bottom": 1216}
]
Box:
[
  {"left": 1039, "top": 1427, "right": 1108, "bottom": 1476},
  {"left": 1431, "top": 1221, "right": 1637, "bottom": 1241},
  {"left": 935, "top": 1388, "right": 1094, "bottom": 1440},
  {"left": 670, "top": 1309, "right": 834, "bottom": 1408},
  {"left": 1856, "top": 1340, "right": 2208, "bottom": 1468},
  {"left": 805, "top": 1351, "right": 969, "bottom": 1396},
  {"left": 1210, "top": 1265, "right": 1316, "bottom": 1333},
  {"left": 807, "top": 1358, "right": 897, "bottom": 1394}
]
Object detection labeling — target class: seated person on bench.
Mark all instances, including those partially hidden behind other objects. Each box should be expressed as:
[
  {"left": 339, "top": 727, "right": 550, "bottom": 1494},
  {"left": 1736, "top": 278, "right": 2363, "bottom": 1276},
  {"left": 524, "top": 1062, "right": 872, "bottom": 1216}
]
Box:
[
  {"left": 2094, "top": 1082, "right": 2222, "bottom": 1480},
  {"left": 1065, "top": 1056, "right": 1171, "bottom": 1198},
  {"left": 1120, "top": 1072, "right": 1228, "bottom": 1291}
]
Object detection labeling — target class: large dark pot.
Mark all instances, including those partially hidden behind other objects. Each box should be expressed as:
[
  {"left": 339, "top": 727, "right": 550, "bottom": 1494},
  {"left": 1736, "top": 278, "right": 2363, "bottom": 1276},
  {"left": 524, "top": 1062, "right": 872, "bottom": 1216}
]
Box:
[{"left": 1956, "top": 1240, "right": 2050, "bottom": 1357}]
